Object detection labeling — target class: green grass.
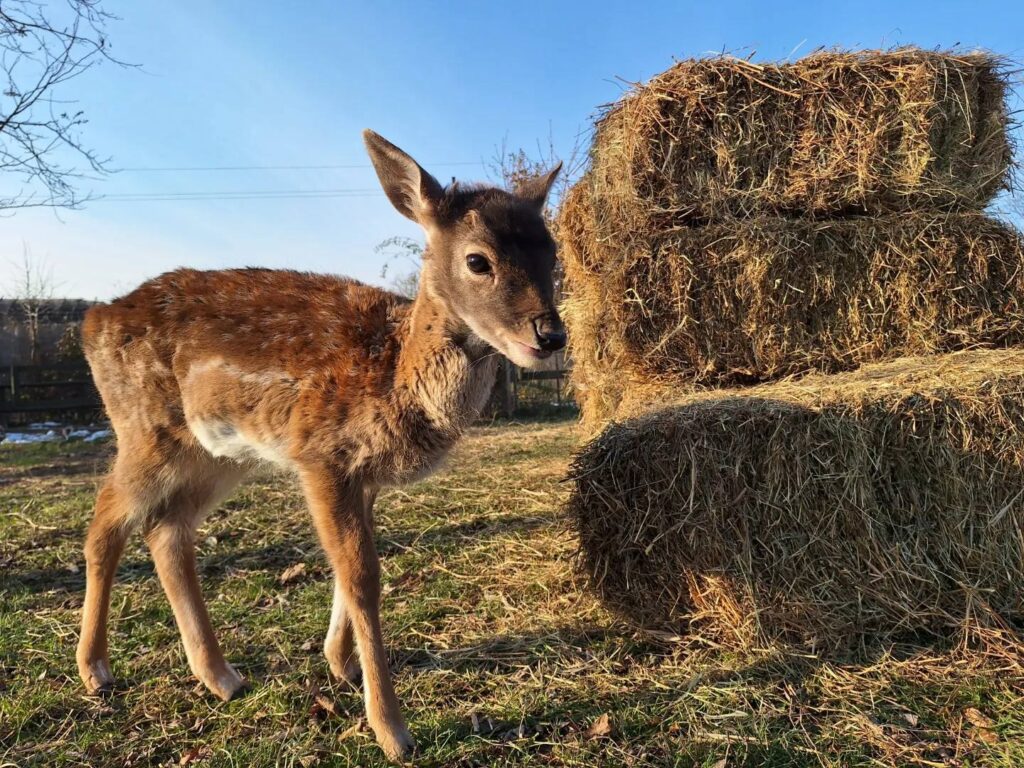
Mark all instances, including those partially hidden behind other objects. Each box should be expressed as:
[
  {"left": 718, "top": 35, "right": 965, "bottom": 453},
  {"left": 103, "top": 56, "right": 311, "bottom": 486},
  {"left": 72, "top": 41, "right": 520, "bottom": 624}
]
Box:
[{"left": 2, "top": 421, "right": 1023, "bottom": 767}]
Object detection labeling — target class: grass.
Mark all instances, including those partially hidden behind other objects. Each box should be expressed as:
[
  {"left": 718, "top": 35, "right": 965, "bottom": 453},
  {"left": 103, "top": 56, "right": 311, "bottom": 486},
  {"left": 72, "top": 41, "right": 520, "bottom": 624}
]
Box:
[{"left": 2, "top": 420, "right": 1023, "bottom": 767}]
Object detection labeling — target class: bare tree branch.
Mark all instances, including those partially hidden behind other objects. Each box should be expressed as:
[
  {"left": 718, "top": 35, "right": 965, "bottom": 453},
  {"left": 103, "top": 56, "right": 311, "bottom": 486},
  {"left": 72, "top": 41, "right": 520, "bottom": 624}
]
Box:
[
  {"left": 487, "top": 124, "right": 589, "bottom": 222},
  {"left": 6, "top": 244, "right": 58, "bottom": 362},
  {"left": 1, "top": 0, "right": 124, "bottom": 210},
  {"left": 375, "top": 236, "right": 424, "bottom": 298},
  {"left": 487, "top": 128, "right": 589, "bottom": 298}
]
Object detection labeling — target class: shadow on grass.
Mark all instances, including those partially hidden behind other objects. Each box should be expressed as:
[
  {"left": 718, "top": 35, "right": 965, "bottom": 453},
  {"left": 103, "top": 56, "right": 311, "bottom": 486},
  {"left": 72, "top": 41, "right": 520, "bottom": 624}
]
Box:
[
  {"left": 400, "top": 619, "right": 998, "bottom": 768},
  {"left": 0, "top": 457, "right": 109, "bottom": 483},
  {"left": 3, "top": 507, "right": 551, "bottom": 608},
  {"left": 394, "top": 622, "right": 834, "bottom": 767},
  {"left": 377, "top": 512, "right": 552, "bottom": 557}
]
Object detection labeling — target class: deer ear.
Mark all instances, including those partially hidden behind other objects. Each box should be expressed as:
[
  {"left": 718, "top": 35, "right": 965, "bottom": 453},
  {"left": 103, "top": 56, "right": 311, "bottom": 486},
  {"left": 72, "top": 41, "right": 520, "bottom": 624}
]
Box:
[
  {"left": 363, "top": 130, "right": 444, "bottom": 225},
  {"left": 516, "top": 162, "right": 562, "bottom": 211}
]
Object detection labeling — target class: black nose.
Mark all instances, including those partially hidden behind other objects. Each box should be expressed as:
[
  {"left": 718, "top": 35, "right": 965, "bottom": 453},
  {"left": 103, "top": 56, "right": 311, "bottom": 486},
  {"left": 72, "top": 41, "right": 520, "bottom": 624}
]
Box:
[{"left": 534, "top": 317, "right": 567, "bottom": 352}]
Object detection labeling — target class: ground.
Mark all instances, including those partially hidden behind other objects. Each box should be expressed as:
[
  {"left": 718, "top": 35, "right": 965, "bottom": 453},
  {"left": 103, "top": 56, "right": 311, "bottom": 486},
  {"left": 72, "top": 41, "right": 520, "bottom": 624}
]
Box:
[{"left": 1, "top": 419, "right": 1023, "bottom": 767}]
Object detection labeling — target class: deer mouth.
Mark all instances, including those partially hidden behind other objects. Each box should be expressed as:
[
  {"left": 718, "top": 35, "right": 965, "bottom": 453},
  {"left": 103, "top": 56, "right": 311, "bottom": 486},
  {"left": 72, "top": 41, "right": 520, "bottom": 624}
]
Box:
[{"left": 511, "top": 340, "right": 553, "bottom": 364}]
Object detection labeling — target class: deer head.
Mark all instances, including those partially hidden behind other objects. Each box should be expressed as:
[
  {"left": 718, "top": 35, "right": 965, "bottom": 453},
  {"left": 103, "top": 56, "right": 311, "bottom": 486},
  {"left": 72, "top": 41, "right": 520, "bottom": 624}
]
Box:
[{"left": 364, "top": 129, "right": 566, "bottom": 369}]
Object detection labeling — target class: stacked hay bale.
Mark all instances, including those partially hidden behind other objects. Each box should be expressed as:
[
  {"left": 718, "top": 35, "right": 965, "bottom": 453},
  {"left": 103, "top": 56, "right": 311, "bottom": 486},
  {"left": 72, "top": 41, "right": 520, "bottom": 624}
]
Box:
[{"left": 560, "top": 49, "right": 1023, "bottom": 649}]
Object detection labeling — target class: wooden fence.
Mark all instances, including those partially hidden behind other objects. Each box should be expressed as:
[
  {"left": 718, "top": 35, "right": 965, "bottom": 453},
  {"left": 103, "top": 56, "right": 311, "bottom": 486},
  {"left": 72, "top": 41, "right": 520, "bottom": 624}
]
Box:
[
  {"left": 490, "top": 354, "right": 574, "bottom": 417},
  {"left": 0, "top": 358, "right": 574, "bottom": 428},
  {"left": 0, "top": 363, "right": 102, "bottom": 427}
]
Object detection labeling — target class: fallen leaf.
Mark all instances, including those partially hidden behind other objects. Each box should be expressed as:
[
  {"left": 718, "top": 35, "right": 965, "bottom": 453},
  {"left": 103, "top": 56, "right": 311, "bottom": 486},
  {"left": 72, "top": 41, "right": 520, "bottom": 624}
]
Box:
[
  {"left": 964, "top": 708, "right": 994, "bottom": 729},
  {"left": 711, "top": 759, "right": 728, "bottom": 768},
  {"left": 310, "top": 693, "right": 340, "bottom": 720},
  {"left": 340, "top": 718, "right": 367, "bottom": 740},
  {"left": 970, "top": 726, "right": 1000, "bottom": 745},
  {"left": 179, "top": 745, "right": 212, "bottom": 766},
  {"left": 586, "top": 712, "right": 614, "bottom": 739},
  {"left": 382, "top": 570, "right": 418, "bottom": 596},
  {"left": 280, "top": 562, "right": 307, "bottom": 585}
]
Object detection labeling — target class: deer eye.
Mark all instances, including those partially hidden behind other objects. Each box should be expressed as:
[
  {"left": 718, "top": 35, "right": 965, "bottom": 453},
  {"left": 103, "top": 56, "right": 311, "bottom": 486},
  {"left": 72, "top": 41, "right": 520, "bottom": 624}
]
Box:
[{"left": 466, "top": 253, "right": 491, "bottom": 274}]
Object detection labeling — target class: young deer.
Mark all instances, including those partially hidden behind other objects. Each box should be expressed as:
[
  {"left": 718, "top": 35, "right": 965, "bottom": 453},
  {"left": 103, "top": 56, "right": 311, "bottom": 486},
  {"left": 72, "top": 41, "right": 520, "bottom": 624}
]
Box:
[{"left": 76, "top": 130, "right": 564, "bottom": 761}]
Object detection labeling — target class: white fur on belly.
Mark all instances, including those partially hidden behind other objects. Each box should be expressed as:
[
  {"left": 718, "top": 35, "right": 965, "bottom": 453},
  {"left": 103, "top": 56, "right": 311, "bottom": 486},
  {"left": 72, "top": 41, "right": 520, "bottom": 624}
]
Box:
[{"left": 190, "top": 419, "right": 291, "bottom": 468}]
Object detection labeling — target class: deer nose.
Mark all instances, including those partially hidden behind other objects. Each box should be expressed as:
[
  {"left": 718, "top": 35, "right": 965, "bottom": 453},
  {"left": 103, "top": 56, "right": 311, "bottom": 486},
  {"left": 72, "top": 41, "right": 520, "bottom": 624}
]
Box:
[{"left": 533, "top": 316, "right": 567, "bottom": 352}]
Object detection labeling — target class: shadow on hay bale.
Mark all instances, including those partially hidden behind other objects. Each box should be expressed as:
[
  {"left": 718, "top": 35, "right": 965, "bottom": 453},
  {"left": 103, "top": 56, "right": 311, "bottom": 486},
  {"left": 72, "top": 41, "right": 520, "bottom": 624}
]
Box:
[{"left": 567, "top": 349, "right": 1024, "bottom": 652}]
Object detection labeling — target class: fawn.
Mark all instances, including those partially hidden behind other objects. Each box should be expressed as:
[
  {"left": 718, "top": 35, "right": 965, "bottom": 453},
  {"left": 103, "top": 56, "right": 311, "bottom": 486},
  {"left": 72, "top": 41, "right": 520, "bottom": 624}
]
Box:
[{"left": 76, "top": 130, "right": 564, "bottom": 761}]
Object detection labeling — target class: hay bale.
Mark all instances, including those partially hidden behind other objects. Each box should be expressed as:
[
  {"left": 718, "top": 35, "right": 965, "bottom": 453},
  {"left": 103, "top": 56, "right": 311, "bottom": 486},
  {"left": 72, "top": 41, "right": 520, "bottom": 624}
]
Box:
[
  {"left": 568, "top": 349, "right": 1024, "bottom": 649},
  {"left": 558, "top": 209, "right": 1024, "bottom": 428},
  {"left": 559, "top": 179, "right": 629, "bottom": 427},
  {"left": 591, "top": 49, "right": 1012, "bottom": 227}
]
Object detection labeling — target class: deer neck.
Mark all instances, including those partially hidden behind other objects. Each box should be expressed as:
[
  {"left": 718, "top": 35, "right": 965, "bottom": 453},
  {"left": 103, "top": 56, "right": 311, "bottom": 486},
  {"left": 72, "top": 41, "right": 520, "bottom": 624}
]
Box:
[{"left": 392, "top": 283, "right": 496, "bottom": 432}]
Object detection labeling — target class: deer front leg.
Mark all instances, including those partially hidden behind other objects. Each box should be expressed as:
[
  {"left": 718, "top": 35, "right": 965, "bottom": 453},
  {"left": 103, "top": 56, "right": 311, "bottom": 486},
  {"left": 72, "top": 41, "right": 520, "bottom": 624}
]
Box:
[
  {"left": 301, "top": 466, "right": 413, "bottom": 762},
  {"left": 323, "top": 488, "right": 377, "bottom": 687},
  {"left": 324, "top": 576, "right": 360, "bottom": 686}
]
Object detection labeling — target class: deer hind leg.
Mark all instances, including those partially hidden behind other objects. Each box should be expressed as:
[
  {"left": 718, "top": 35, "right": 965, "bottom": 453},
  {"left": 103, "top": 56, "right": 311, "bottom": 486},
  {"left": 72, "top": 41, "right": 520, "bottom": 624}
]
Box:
[
  {"left": 144, "top": 463, "right": 246, "bottom": 701},
  {"left": 77, "top": 476, "right": 134, "bottom": 694},
  {"left": 302, "top": 468, "right": 413, "bottom": 762},
  {"left": 323, "top": 488, "right": 377, "bottom": 687}
]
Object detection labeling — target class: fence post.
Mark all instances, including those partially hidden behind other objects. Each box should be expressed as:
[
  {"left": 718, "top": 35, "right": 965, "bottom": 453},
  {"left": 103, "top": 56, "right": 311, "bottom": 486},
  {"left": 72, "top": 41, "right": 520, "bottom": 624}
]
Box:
[
  {"left": 490, "top": 359, "right": 516, "bottom": 418},
  {"left": 508, "top": 361, "right": 518, "bottom": 416}
]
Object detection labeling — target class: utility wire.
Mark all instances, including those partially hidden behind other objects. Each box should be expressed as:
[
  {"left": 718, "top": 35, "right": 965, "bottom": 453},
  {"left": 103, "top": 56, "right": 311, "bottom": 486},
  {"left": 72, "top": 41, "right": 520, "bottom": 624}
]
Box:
[
  {"left": 96, "top": 193, "right": 385, "bottom": 202},
  {"left": 116, "top": 161, "right": 485, "bottom": 172},
  {"left": 95, "top": 187, "right": 387, "bottom": 203},
  {"left": 101, "top": 187, "right": 382, "bottom": 199}
]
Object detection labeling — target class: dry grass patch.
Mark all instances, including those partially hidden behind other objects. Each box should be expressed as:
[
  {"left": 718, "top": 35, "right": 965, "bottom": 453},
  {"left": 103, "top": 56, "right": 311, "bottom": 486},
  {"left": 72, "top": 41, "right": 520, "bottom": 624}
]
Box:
[{"left": 3, "top": 419, "right": 1024, "bottom": 766}]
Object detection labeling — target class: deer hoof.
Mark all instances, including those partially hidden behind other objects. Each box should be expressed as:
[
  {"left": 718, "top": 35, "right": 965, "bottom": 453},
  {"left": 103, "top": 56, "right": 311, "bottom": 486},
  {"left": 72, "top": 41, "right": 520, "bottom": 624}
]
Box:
[
  {"left": 200, "top": 662, "right": 248, "bottom": 702},
  {"left": 377, "top": 725, "right": 415, "bottom": 763}
]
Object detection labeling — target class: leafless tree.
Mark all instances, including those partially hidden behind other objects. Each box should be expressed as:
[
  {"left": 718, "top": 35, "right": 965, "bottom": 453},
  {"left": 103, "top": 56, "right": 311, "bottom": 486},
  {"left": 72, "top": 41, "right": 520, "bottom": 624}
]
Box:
[
  {"left": 487, "top": 126, "right": 588, "bottom": 224},
  {"left": 1, "top": 0, "right": 122, "bottom": 210},
  {"left": 488, "top": 128, "right": 588, "bottom": 299},
  {"left": 7, "top": 245, "right": 57, "bottom": 363},
  {"left": 376, "top": 235, "right": 423, "bottom": 299}
]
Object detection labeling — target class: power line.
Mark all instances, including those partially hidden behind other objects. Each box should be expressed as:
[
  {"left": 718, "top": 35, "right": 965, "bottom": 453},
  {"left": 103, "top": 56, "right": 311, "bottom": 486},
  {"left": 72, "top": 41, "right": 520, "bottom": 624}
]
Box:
[
  {"left": 95, "top": 191, "right": 387, "bottom": 203},
  {"left": 116, "top": 161, "right": 485, "bottom": 172},
  {"left": 101, "top": 187, "right": 382, "bottom": 199}
]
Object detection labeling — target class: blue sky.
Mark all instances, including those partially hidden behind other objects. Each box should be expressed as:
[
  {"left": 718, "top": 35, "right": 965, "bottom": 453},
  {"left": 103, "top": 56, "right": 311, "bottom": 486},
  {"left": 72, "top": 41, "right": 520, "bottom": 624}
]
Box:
[{"left": 2, "top": 0, "right": 1023, "bottom": 300}]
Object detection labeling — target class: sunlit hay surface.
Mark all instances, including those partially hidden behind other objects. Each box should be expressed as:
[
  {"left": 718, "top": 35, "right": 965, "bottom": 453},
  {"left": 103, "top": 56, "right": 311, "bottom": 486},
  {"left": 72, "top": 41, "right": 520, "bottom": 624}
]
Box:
[
  {"left": 616, "top": 212, "right": 1024, "bottom": 382},
  {"left": 568, "top": 349, "right": 1024, "bottom": 651},
  {"left": 558, "top": 178, "right": 631, "bottom": 431},
  {"left": 591, "top": 49, "right": 1013, "bottom": 228},
  {"left": 559, "top": 198, "right": 1024, "bottom": 430}
]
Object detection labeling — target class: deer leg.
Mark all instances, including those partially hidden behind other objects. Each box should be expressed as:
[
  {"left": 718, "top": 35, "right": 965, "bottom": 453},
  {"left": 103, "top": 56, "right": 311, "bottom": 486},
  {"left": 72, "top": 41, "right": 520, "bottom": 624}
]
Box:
[
  {"left": 145, "top": 503, "right": 245, "bottom": 702},
  {"left": 324, "top": 576, "right": 360, "bottom": 685},
  {"left": 323, "top": 488, "right": 376, "bottom": 687},
  {"left": 77, "top": 478, "right": 132, "bottom": 694},
  {"left": 302, "top": 468, "right": 412, "bottom": 762}
]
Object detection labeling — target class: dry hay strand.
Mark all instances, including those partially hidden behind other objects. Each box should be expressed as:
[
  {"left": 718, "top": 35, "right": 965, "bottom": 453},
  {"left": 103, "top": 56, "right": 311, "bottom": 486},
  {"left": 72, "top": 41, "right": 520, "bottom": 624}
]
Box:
[
  {"left": 556, "top": 206, "right": 1024, "bottom": 429},
  {"left": 591, "top": 48, "right": 1013, "bottom": 228},
  {"left": 559, "top": 177, "right": 631, "bottom": 427},
  {"left": 567, "top": 348, "right": 1024, "bottom": 651}
]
